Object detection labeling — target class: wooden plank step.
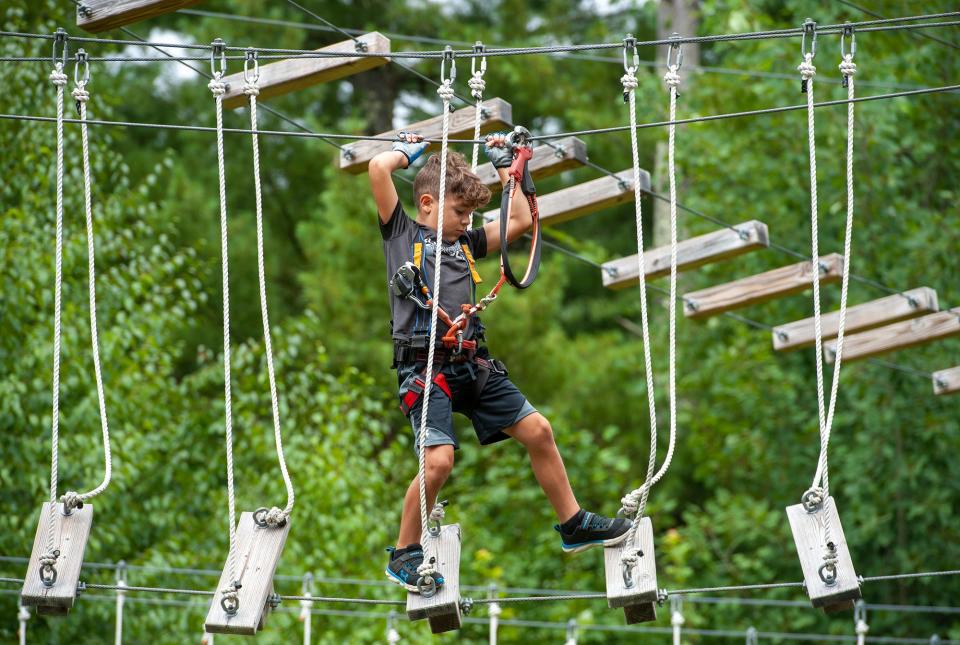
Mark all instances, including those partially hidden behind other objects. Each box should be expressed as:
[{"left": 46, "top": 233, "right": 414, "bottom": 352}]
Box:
[
  {"left": 682, "top": 254, "right": 844, "bottom": 319},
  {"left": 601, "top": 220, "right": 769, "bottom": 290},
  {"left": 21, "top": 503, "right": 93, "bottom": 613},
  {"left": 76, "top": 0, "right": 199, "bottom": 33},
  {"left": 339, "top": 99, "right": 512, "bottom": 174},
  {"left": 474, "top": 137, "right": 588, "bottom": 191},
  {"left": 772, "top": 287, "right": 939, "bottom": 352},
  {"left": 823, "top": 308, "right": 960, "bottom": 364},
  {"left": 407, "top": 524, "right": 462, "bottom": 633},
  {"left": 933, "top": 366, "right": 960, "bottom": 396},
  {"left": 786, "top": 496, "right": 861, "bottom": 612},
  {"left": 482, "top": 169, "right": 647, "bottom": 227},
  {"left": 604, "top": 517, "right": 658, "bottom": 624},
  {"left": 204, "top": 512, "right": 290, "bottom": 635},
  {"left": 221, "top": 33, "right": 391, "bottom": 110}
]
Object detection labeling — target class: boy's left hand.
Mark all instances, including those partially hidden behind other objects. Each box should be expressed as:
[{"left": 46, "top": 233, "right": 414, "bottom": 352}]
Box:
[{"left": 484, "top": 131, "right": 514, "bottom": 168}]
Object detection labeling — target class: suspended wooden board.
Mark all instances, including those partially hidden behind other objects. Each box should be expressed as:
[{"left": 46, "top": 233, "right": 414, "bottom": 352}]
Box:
[
  {"left": 604, "top": 517, "right": 658, "bottom": 624},
  {"left": 21, "top": 503, "right": 93, "bottom": 613},
  {"left": 407, "top": 524, "right": 461, "bottom": 633},
  {"left": 474, "top": 137, "right": 588, "bottom": 191},
  {"left": 339, "top": 99, "right": 512, "bottom": 174},
  {"left": 601, "top": 220, "right": 769, "bottom": 290},
  {"left": 933, "top": 366, "right": 960, "bottom": 396},
  {"left": 221, "top": 33, "right": 391, "bottom": 110},
  {"left": 204, "top": 512, "right": 290, "bottom": 635},
  {"left": 823, "top": 308, "right": 960, "bottom": 364},
  {"left": 682, "top": 253, "right": 843, "bottom": 319},
  {"left": 786, "top": 496, "right": 861, "bottom": 612},
  {"left": 482, "top": 169, "right": 645, "bottom": 227},
  {"left": 76, "top": 0, "right": 199, "bottom": 32},
  {"left": 772, "top": 287, "right": 939, "bottom": 352}
]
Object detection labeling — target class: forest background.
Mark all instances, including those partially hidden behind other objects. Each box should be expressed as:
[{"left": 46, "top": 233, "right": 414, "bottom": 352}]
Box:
[{"left": 0, "top": 0, "right": 957, "bottom": 642}]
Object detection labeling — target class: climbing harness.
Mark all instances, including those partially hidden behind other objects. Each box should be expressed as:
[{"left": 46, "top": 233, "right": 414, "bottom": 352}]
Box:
[
  {"left": 617, "top": 33, "right": 681, "bottom": 584},
  {"left": 39, "top": 36, "right": 114, "bottom": 587}
]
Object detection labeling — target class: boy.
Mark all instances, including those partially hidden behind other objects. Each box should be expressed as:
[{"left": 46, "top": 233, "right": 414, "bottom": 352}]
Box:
[{"left": 370, "top": 131, "right": 631, "bottom": 591}]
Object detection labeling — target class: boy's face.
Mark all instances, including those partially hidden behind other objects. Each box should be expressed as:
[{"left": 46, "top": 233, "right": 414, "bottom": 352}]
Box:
[{"left": 417, "top": 192, "right": 473, "bottom": 242}]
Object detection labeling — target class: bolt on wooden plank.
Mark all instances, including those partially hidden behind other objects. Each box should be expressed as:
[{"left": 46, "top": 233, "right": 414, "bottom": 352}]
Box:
[
  {"left": 340, "top": 99, "right": 512, "bottom": 174},
  {"left": 407, "top": 524, "right": 462, "bottom": 634},
  {"left": 602, "top": 220, "right": 769, "bottom": 290},
  {"left": 604, "top": 517, "right": 658, "bottom": 624},
  {"left": 681, "top": 253, "right": 843, "bottom": 319},
  {"left": 823, "top": 308, "right": 960, "bottom": 363},
  {"left": 76, "top": 0, "right": 199, "bottom": 33},
  {"left": 204, "top": 512, "right": 290, "bottom": 636},
  {"left": 474, "top": 137, "right": 588, "bottom": 191},
  {"left": 221, "top": 33, "right": 391, "bottom": 110},
  {"left": 933, "top": 366, "right": 960, "bottom": 396},
  {"left": 786, "top": 496, "right": 861, "bottom": 612},
  {"left": 772, "top": 287, "right": 939, "bottom": 352},
  {"left": 21, "top": 503, "right": 93, "bottom": 614}
]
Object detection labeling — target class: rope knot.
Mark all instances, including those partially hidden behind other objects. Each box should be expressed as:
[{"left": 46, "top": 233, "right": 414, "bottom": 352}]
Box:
[
  {"left": 436, "top": 82, "right": 455, "bottom": 102},
  {"left": 488, "top": 601, "right": 502, "bottom": 618},
  {"left": 49, "top": 67, "right": 68, "bottom": 87},
  {"left": 468, "top": 73, "right": 486, "bottom": 100},
  {"left": 798, "top": 55, "right": 817, "bottom": 82},
  {"left": 855, "top": 620, "right": 869, "bottom": 636},
  {"left": 264, "top": 506, "right": 287, "bottom": 527},
  {"left": 242, "top": 80, "right": 260, "bottom": 97},
  {"left": 428, "top": 503, "right": 446, "bottom": 523},
  {"left": 620, "top": 72, "right": 638, "bottom": 91},
  {"left": 838, "top": 56, "right": 857, "bottom": 78},
  {"left": 208, "top": 76, "right": 227, "bottom": 98},
  {"left": 663, "top": 66, "right": 681, "bottom": 89},
  {"left": 60, "top": 490, "right": 83, "bottom": 512},
  {"left": 71, "top": 86, "right": 90, "bottom": 104},
  {"left": 38, "top": 551, "right": 59, "bottom": 567},
  {"left": 416, "top": 560, "right": 438, "bottom": 578}
]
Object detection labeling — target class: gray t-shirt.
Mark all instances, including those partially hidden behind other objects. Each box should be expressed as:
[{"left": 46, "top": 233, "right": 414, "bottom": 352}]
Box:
[{"left": 380, "top": 201, "right": 487, "bottom": 342}]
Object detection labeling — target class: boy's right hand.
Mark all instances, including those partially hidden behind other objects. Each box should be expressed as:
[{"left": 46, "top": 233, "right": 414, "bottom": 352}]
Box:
[
  {"left": 484, "top": 131, "right": 515, "bottom": 168},
  {"left": 392, "top": 131, "right": 429, "bottom": 168}
]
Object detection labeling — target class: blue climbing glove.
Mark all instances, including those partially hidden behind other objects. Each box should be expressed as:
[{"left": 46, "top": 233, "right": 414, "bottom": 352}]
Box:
[
  {"left": 483, "top": 131, "right": 515, "bottom": 169},
  {"left": 392, "top": 131, "right": 429, "bottom": 167}
]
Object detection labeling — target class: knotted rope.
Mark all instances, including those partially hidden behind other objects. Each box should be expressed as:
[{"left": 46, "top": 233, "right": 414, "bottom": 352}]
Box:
[
  {"left": 209, "top": 64, "right": 241, "bottom": 608},
  {"left": 468, "top": 49, "right": 486, "bottom": 172},
  {"left": 244, "top": 58, "right": 295, "bottom": 527}
]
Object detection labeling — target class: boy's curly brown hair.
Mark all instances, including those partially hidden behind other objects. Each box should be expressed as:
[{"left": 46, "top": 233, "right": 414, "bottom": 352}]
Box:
[{"left": 413, "top": 151, "right": 492, "bottom": 212}]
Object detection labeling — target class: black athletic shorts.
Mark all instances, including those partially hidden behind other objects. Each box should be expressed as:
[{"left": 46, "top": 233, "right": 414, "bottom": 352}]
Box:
[{"left": 396, "top": 350, "right": 537, "bottom": 455}]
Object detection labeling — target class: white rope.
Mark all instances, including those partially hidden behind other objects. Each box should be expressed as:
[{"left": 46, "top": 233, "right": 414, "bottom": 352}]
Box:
[
  {"left": 619, "top": 58, "right": 681, "bottom": 563},
  {"left": 208, "top": 70, "right": 240, "bottom": 592},
  {"left": 244, "top": 76, "right": 295, "bottom": 523},
  {"left": 468, "top": 57, "right": 486, "bottom": 171},
  {"left": 44, "top": 61, "right": 67, "bottom": 563},
  {"left": 70, "top": 67, "right": 113, "bottom": 508},
  {"left": 414, "top": 76, "right": 456, "bottom": 582}
]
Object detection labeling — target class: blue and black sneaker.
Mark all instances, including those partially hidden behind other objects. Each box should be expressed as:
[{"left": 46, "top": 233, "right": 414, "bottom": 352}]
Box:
[
  {"left": 385, "top": 544, "right": 445, "bottom": 592},
  {"left": 554, "top": 509, "right": 632, "bottom": 554}
]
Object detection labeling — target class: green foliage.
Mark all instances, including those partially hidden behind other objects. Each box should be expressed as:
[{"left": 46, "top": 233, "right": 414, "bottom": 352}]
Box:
[{"left": 1, "top": 0, "right": 958, "bottom": 642}]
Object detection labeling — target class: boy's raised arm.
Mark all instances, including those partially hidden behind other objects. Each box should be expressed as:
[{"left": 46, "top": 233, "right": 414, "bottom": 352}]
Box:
[
  {"left": 369, "top": 132, "right": 428, "bottom": 224},
  {"left": 482, "top": 132, "right": 533, "bottom": 251}
]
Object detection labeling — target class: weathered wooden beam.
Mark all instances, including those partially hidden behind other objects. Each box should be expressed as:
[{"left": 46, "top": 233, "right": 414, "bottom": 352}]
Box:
[
  {"left": 76, "top": 0, "right": 199, "bottom": 33},
  {"left": 786, "top": 496, "right": 861, "bottom": 612},
  {"left": 933, "top": 366, "right": 960, "bottom": 396},
  {"left": 824, "top": 308, "right": 960, "bottom": 364},
  {"left": 221, "top": 33, "right": 391, "bottom": 110},
  {"left": 339, "top": 99, "right": 512, "bottom": 174},
  {"left": 604, "top": 517, "right": 658, "bottom": 624},
  {"left": 601, "top": 220, "right": 769, "bottom": 290},
  {"left": 772, "top": 287, "right": 939, "bottom": 352},
  {"left": 407, "top": 524, "right": 462, "bottom": 633},
  {"left": 681, "top": 254, "right": 843, "bottom": 319},
  {"left": 204, "top": 512, "right": 290, "bottom": 635},
  {"left": 474, "top": 137, "right": 588, "bottom": 191},
  {"left": 21, "top": 503, "right": 94, "bottom": 613},
  {"left": 482, "top": 169, "right": 646, "bottom": 227}
]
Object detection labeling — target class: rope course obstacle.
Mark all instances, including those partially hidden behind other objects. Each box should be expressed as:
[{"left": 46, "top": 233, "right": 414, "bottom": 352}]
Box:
[{"left": 1, "top": 2, "right": 958, "bottom": 640}]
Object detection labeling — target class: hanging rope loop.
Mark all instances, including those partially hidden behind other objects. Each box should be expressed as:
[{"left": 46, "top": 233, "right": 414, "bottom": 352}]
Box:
[
  {"left": 440, "top": 45, "right": 456, "bottom": 84},
  {"left": 801, "top": 18, "right": 817, "bottom": 59},
  {"left": 469, "top": 41, "right": 486, "bottom": 100},
  {"left": 841, "top": 24, "right": 856, "bottom": 61},
  {"left": 243, "top": 48, "right": 259, "bottom": 89},
  {"left": 210, "top": 37, "right": 227, "bottom": 79},
  {"left": 622, "top": 33, "right": 638, "bottom": 74},
  {"left": 666, "top": 32, "right": 683, "bottom": 72},
  {"left": 51, "top": 27, "right": 68, "bottom": 69}
]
